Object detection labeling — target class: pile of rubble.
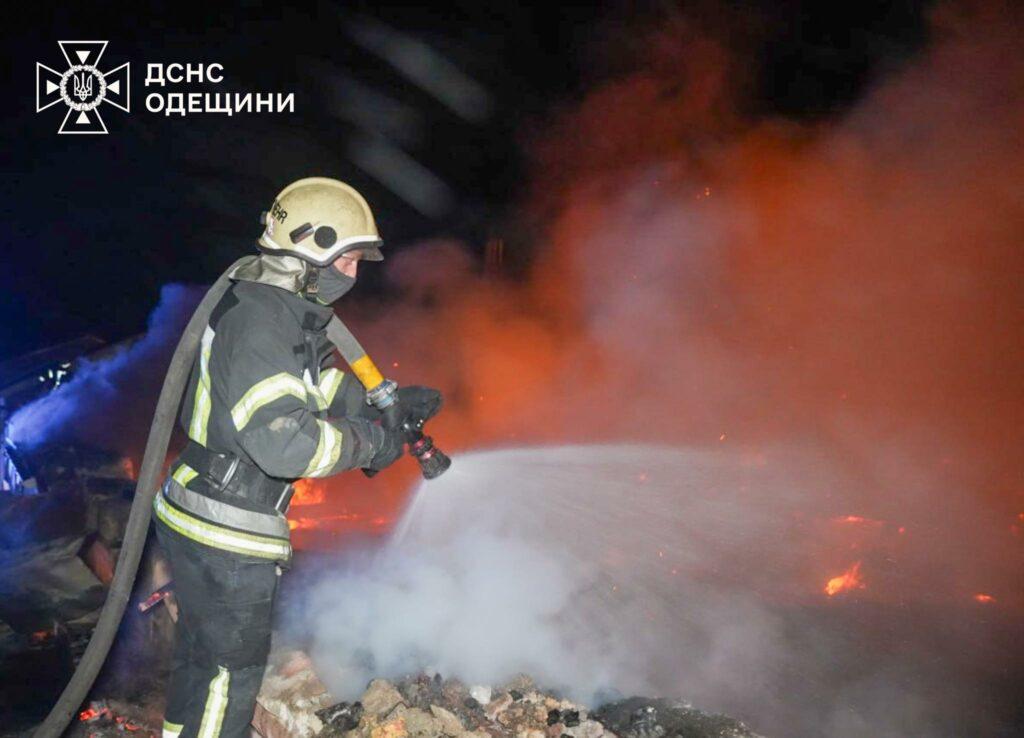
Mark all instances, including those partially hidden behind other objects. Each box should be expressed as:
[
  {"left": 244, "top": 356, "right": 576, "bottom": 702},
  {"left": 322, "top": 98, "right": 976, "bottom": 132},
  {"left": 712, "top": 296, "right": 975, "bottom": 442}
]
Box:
[
  {"left": 253, "top": 651, "right": 761, "bottom": 738},
  {"left": 0, "top": 443, "right": 174, "bottom": 730}
]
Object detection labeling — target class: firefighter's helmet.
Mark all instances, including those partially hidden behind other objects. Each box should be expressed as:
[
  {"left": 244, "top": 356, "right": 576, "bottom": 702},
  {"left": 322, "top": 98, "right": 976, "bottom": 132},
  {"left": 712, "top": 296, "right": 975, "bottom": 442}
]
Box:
[{"left": 257, "top": 177, "right": 383, "bottom": 265}]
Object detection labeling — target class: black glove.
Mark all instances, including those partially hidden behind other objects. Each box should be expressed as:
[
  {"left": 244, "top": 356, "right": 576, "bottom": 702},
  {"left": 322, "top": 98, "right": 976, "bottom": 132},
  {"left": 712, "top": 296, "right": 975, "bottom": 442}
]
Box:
[
  {"left": 362, "top": 385, "right": 443, "bottom": 426},
  {"left": 366, "top": 427, "right": 404, "bottom": 472},
  {"left": 397, "top": 385, "right": 443, "bottom": 424}
]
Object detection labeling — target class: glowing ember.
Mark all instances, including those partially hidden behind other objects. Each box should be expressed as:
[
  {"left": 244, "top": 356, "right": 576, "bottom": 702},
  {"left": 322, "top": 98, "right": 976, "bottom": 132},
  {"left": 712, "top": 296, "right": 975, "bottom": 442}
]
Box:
[
  {"left": 973, "top": 593, "right": 996, "bottom": 603},
  {"left": 824, "top": 561, "right": 865, "bottom": 596},
  {"left": 832, "top": 515, "right": 883, "bottom": 525},
  {"left": 78, "top": 706, "right": 110, "bottom": 721}
]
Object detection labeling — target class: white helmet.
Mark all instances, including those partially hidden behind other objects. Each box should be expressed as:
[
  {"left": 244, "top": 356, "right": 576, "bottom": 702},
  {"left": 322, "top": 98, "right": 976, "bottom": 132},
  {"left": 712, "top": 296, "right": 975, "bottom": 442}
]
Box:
[{"left": 257, "top": 177, "right": 384, "bottom": 266}]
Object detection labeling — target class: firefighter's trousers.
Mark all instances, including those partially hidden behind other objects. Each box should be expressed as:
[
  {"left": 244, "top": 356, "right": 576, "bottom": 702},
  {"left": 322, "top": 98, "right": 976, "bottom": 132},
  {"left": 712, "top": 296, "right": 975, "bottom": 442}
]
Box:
[{"left": 155, "top": 518, "right": 281, "bottom": 738}]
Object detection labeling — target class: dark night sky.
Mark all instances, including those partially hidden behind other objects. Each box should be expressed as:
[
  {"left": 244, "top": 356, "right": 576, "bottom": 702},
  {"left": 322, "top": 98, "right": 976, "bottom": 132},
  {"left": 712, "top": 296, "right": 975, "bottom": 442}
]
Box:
[{"left": 1, "top": 0, "right": 929, "bottom": 359}]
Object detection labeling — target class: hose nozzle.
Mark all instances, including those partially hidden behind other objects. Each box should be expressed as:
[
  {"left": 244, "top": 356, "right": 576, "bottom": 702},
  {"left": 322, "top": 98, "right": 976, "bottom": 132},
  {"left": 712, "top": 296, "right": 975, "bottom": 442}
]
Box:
[
  {"left": 326, "top": 317, "right": 451, "bottom": 480},
  {"left": 406, "top": 423, "right": 451, "bottom": 479}
]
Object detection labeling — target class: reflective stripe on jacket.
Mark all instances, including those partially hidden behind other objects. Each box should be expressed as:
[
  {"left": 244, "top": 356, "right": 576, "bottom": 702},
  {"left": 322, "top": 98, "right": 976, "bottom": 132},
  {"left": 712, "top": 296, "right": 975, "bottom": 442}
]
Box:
[{"left": 162, "top": 279, "right": 379, "bottom": 556}]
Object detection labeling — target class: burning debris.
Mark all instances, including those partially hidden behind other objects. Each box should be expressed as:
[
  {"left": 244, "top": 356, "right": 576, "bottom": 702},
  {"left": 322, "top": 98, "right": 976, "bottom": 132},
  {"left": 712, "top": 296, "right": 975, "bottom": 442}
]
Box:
[
  {"left": 253, "top": 650, "right": 760, "bottom": 738},
  {"left": 823, "top": 562, "right": 865, "bottom": 597},
  {"left": 74, "top": 699, "right": 155, "bottom": 737}
]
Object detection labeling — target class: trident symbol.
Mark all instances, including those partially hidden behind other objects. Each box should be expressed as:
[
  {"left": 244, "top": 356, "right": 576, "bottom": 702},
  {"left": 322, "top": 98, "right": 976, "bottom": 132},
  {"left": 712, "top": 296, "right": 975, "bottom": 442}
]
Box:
[{"left": 73, "top": 72, "right": 93, "bottom": 101}]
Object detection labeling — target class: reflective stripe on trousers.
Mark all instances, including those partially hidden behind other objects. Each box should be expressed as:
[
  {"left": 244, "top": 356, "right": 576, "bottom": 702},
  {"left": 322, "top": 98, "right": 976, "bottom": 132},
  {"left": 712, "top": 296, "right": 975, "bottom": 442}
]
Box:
[
  {"left": 198, "top": 667, "right": 231, "bottom": 738},
  {"left": 156, "top": 517, "right": 280, "bottom": 738}
]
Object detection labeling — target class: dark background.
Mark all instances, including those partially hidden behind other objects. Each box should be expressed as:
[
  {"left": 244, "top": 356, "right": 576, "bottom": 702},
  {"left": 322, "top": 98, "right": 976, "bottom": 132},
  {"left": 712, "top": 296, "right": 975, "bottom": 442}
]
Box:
[{"left": 1, "top": 0, "right": 930, "bottom": 358}]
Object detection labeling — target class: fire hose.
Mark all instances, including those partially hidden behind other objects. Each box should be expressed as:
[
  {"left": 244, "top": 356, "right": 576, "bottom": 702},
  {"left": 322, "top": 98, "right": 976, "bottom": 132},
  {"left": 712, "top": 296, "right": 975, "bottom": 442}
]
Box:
[{"left": 34, "top": 257, "right": 449, "bottom": 738}]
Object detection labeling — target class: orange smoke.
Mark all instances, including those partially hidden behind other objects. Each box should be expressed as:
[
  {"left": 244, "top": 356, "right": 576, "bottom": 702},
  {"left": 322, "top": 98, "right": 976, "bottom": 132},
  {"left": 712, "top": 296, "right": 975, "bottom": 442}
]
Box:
[
  {"left": 825, "top": 562, "right": 865, "bottom": 597},
  {"left": 288, "top": 4, "right": 1024, "bottom": 613}
]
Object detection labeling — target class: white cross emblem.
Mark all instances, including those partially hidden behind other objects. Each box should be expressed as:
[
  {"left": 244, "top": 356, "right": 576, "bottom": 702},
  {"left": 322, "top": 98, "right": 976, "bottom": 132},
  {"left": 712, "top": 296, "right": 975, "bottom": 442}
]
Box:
[{"left": 36, "top": 41, "right": 130, "bottom": 135}]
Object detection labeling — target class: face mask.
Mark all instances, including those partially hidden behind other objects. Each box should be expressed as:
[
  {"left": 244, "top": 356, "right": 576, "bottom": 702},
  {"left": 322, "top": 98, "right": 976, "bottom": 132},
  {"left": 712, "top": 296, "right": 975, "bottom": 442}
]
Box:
[{"left": 314, "top": 265, "right": 356, "bottom": 303}]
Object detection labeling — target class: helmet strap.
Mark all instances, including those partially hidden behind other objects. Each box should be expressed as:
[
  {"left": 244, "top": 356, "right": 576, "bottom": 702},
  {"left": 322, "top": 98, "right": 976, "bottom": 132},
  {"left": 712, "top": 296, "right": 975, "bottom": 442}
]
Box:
[{"left": 303, "top": 264, "right": 320, "bottom": 301}]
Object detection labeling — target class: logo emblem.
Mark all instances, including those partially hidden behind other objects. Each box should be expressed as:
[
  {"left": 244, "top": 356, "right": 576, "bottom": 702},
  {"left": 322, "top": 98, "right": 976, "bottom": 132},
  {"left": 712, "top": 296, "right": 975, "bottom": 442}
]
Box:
[{"left": 36, "top": 41, "right": 129, "bottom": 134}]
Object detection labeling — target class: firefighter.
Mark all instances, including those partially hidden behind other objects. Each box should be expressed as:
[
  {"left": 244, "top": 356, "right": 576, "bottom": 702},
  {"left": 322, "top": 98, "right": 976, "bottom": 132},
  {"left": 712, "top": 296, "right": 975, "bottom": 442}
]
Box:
[{"left": 153, "top": 177, "right": 441, "bottom": 738}]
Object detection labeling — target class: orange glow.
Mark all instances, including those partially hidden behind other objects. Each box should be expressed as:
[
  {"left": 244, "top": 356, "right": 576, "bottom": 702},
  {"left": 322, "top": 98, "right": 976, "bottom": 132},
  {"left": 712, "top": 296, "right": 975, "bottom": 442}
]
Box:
[
  {"left": 251, "top": 8, "right": 1024, "bottom": 570},
  {"left": 78, "top": 707, "right": 108, "bottom": 721},
  {"left": 832, "top": 515, "right": 884, "bottom": 526},
  {"left": 973, "top": 593, "right": 996, "bottom": 603},
  {"left": 288, "top": 512, "right": 378, "bottom": 531},
  {"left": 824, "top": 562, "right": 865, "bottom": 596},
  {"left": 290, "top": 479, "right": 325, "bottom": 507}
]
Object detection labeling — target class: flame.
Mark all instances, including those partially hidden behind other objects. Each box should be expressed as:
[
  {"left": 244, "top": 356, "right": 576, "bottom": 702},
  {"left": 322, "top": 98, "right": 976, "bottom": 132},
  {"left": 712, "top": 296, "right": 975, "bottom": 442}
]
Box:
[
  {"left": 824, "top": 561, "right": 865, "bottom": 596},
  {"left": 973, "top": 593, "right": 996, "bottom": 603},
  {"left": 832, "top": 515, "right": 884, "bottom": 526},
  {"left": 289, "top": 512, "right": 393, "bottom": 532},
  {"left": 290, "top": 478, "right": 325, "bottom": 506},
  {"left": 289, "top": 512, "right": 361, "bottom": 531}
]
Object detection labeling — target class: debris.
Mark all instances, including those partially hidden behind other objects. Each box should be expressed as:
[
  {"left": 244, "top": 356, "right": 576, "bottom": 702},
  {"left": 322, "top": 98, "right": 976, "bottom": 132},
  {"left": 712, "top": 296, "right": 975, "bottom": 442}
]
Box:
[
  {"left": 485, "top": 693, "right": 514, "bottom": 721},
  {"left": 569, "top": 720, "right": 605, "bottom": 738},
  {"left": 593, "top": 697, "right": 761, "bottom": 738},
  {"left": 370, "top": 716, "right": 408, "bottom": 738},
  {"left": 253, "top": 650, "right": 335, "bottom": 738},
  {"left": 469, "top": 685, "right": 492, "bottom": 706},
  {"left": 244, "top": 653, "right": 757, "bottom": 738},
  {"left": 545, "top": 709, "right": 581, "bottom": 728},
  {"left": 316, "top": 701, "right": 363, "bottom": 733},
  {"left": 397, "top": 706, "right": 443, "bottom": 737},
  {"left": 137, "top": 581, "right": 174, "bottom": 614},
  {"left": 430, "top": 704, "right": 466, "bottom": 736},
  {"left": 363, "top": 678, "right": 407, "bottom": 716}
]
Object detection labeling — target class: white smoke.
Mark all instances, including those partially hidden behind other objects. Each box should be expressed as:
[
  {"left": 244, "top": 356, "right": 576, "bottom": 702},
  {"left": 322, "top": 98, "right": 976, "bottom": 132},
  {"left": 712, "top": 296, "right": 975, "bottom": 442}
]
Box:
[{"left": 297, "top": 444, "right": 978, "bottom": 736}]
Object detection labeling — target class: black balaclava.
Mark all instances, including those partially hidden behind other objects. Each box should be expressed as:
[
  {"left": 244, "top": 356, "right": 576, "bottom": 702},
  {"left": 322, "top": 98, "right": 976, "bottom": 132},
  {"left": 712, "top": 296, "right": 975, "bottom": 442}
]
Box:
[{"left": 312, "top": 263, "right": 356, "bottom": 304}]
